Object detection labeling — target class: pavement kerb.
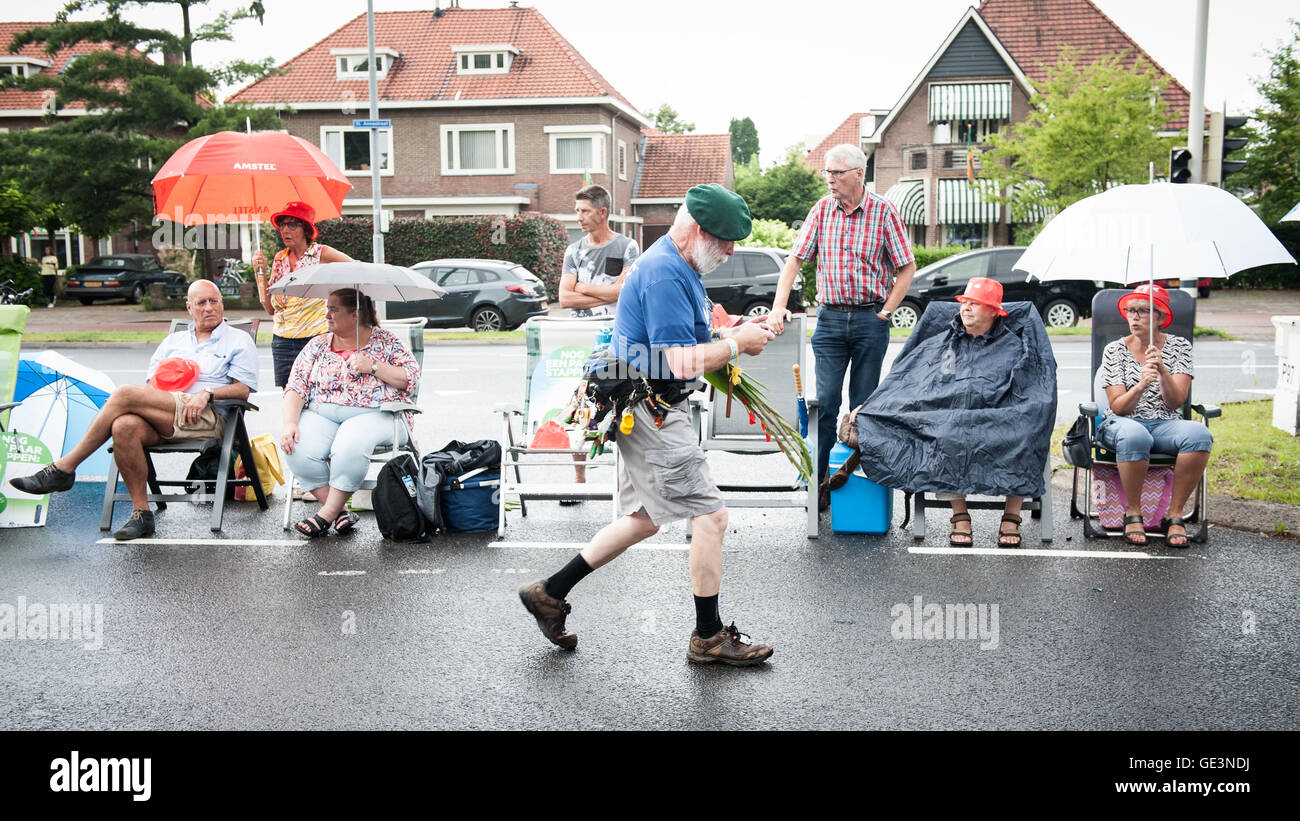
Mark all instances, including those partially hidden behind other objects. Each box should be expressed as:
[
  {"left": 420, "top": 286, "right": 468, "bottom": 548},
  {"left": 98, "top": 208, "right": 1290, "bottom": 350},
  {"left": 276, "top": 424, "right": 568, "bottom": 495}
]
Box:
[{"left": 1048, "top": 464, "right": 1300, "bottom": 539}]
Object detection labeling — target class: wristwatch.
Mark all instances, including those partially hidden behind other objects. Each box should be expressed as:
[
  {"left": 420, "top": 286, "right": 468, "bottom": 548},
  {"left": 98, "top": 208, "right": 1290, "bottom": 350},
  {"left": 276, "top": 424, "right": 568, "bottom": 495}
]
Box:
[
  {"left": 880, "top": 309, "right": 893, "bottom": 320},
  {"left": 371, "top": 361, "right": 378, "bottom": 375}
]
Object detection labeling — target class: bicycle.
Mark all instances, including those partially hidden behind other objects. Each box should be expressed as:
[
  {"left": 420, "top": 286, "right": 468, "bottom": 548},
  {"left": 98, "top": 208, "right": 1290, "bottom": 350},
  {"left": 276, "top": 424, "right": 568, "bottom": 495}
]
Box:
[
  {"left": 217, "top": 258, "right": 248, "bottom": 289},
  {"left": 0, "top": 279, "right": 34, "bottom": 305}
]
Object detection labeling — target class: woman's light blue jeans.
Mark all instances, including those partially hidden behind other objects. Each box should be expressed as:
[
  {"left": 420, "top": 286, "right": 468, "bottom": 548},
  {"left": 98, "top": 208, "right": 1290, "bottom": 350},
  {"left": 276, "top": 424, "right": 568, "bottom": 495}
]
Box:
[
  {"left": 1096, "top": 415, "right": 1213, "bottom": 463},
  {"left": 284, "top": 402, "right": 409, "bottom": 492}
]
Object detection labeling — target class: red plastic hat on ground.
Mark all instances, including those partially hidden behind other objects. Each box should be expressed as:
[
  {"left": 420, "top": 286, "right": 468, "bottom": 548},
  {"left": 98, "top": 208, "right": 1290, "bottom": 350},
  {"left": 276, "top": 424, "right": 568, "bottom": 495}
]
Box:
[
  {"left": 1118, "top": 283, "right": 1174, "bottom": 329},
  {"left": 954, "top": 277, "right": 1009, "bottom": 316},
  {"left": 530, "top": 420, "right": 570, "bottom": 450},
  {"left": 150, "top": 357, "right": 200, "bottom": 392},
  {"left": 270, "top": 200, "right": 318, "bottom": 240}
]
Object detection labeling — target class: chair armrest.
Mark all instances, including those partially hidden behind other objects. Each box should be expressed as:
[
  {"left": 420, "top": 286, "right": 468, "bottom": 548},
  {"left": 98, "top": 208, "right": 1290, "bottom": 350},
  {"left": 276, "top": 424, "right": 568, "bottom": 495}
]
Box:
[
  {"left": 1192, "top": 403, "right": 1221, "bottom": 420},
  {"left": 213, "top": 399, "right": 258, "bottom": 413},
  {"left": 380, "top": 401, "right": 421, "bottom": 414},
  {"left": 1078, "top": 402, "right": 1098, "bottom": 417},
  {"left": 496, "top": 401, "right": 522, "bottom": 416},
  {"left": 805, "top": 396, "right": 819, "bottom": 409},
  {"left": 0, "top": 401, "right": 20, "bottom": 413}
]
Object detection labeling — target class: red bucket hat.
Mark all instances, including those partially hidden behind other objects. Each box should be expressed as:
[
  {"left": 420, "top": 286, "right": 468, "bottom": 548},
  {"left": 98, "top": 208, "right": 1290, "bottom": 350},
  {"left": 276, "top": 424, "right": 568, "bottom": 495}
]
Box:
[
  {"left": 954, "top": 277, "right": 1009, "bottom": 316},
  {"left": 150, "top": 357, "right": 200, "bottom": 392},
  {"left": 1118, "top": 283, "right": 1174, "bottom": 329},
  {"left": 270, "top": 201, "right": 318, "bottom": 240}
]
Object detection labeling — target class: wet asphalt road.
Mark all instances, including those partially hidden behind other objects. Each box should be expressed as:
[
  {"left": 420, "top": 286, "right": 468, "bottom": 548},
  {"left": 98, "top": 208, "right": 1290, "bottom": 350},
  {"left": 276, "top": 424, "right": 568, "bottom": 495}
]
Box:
[{"left": 1, "top": 344, "right": 1296, "bottom": 730}]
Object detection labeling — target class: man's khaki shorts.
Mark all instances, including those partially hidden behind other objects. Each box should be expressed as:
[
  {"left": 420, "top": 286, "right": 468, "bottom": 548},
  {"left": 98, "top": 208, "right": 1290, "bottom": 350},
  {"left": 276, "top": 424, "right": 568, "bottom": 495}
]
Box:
[
  {"left": 617, "top": 399, "right": 723, "bottom": 526},
  {"left": 165, "top": 391, "right": 225, "bottom": 442}
]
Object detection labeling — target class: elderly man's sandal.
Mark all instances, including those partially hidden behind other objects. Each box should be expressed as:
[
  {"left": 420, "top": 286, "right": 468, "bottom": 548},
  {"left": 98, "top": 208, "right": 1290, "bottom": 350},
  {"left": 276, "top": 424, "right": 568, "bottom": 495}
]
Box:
[
  {"left": 949, "top": 512, "right": 973, "bottom": 546},
  {"left": 998, "top": 514, "right": 1023, "bottom": 547}
]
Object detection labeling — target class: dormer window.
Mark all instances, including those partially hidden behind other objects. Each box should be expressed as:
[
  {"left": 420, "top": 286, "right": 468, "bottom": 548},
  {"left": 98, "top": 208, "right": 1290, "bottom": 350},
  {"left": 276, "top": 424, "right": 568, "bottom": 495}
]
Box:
[
  {"left": 451, "top": 44, "right": 518, "bottom": 75},
  {"left": 332, "top": 47, "right": 398, "bottom": 80},
  {"left": 0, "top": 57, "right": 49, "bottom": 79}
]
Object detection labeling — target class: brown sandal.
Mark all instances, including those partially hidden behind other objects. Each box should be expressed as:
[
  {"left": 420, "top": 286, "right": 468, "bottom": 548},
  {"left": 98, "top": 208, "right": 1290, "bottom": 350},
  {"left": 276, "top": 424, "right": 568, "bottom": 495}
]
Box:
[
  {"left": 949, "top": 513, "right": 973, "bottom": 546},
  {"left": 998, "top": 514, "right": 1023, "bottom": 548}
]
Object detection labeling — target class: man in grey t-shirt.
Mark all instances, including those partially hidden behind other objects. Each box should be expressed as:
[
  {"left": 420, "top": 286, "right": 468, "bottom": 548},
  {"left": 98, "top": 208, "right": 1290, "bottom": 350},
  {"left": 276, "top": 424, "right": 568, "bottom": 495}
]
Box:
[{"left": 559, "top": 184, "right": 640, "bottom": 318}]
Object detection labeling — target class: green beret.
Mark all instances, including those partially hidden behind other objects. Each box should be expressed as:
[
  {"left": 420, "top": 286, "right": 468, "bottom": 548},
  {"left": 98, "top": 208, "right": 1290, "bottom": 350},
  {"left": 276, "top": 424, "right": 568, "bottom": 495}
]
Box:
[{"left": 685, "top": 183, "right": 752, "bottom": 242}]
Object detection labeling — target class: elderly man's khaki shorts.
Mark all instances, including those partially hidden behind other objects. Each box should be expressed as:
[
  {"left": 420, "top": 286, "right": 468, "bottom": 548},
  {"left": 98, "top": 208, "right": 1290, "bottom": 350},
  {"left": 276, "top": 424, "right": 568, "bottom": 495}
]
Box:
[
  {"left": 165, "top": 390, "right": 225, "bottom": 442},
  {"left": 617, "top": 399, "right": 723, "bottom": 526}
]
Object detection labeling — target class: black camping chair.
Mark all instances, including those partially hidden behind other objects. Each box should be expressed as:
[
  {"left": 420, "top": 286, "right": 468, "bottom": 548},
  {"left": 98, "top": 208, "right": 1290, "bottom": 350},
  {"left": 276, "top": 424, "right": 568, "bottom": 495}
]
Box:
[
  {"left": 1068, "top": 289, "right": 1218, "bottom": 542},
  {"left": 99, "top": 318, "right": 267, "bottom": 533}
]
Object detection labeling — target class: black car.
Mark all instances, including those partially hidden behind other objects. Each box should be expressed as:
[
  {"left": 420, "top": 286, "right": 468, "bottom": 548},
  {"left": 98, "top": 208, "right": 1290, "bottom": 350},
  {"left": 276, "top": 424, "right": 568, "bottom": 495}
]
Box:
[
  {"left": 390, "top": 258, "right": 549, "bottom": 332},
  {"left": 701, "top": 246, "right": 805, "bottom": 318},
  {"left": 891, "top": 246, "right": 1099, "bottom": 329},
  {"left": 64, "top": 254, "right": 187, "bottom": 305}
]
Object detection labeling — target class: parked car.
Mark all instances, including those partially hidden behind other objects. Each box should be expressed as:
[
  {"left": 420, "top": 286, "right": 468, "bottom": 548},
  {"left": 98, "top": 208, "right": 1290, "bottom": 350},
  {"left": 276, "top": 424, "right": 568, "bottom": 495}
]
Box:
[
  {"left": 701, "top": 246, "right": 805, "bottom": 318},
  {"left": 63, "top": 254, "right": 187, "bottom": 305},
  {"left": 389, "top": 258, "right": 549, "bottom": 331},
  {"left": 1153, "top": 277, "right": 1213, "bottom": 298},
  {"left": 891, "top": 246, "right": 1099, "bottom": 329}
]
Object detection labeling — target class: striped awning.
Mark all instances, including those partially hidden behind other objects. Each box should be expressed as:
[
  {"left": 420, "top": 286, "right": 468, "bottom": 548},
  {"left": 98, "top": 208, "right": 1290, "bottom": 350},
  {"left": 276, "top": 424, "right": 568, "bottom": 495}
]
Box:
[
  {"left": 1011, "top": 182, "right": 1052, "bottom": 223},
  {"left": 883, "top": 179, "right": 926, "bottom": 225},
  {"left": 937, "top": 178, "right": 1000, "bottom": 225},
  {"left": 928, "top": 82, "right": 1011, "bottom": 123}
]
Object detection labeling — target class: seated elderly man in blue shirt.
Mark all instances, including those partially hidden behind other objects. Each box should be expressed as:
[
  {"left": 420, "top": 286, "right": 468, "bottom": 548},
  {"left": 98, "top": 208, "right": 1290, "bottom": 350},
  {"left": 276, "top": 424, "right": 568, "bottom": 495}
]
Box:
[{"left": 9, "top": 279, "right": 259, "bottom": 539}]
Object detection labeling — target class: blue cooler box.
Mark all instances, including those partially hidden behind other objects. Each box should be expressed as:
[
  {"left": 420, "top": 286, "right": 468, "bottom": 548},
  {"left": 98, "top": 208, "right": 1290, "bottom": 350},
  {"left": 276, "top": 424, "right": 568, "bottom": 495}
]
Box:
[
  {"left": 440, "top": 470, "right": 500, "bottom": 533},
  {"left": 827, "top": 442, "right": 893, "bottom": 534}
]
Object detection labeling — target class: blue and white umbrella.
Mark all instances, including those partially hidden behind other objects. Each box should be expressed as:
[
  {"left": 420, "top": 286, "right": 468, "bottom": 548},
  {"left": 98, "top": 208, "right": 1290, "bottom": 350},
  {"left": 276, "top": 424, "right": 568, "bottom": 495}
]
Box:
[{"left": 11, "top": 351, "right": 116, "bottom": 479}]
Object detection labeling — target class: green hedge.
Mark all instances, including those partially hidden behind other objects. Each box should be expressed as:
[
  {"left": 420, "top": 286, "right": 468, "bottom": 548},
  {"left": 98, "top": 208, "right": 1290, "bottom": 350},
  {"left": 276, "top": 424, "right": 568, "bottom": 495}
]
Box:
[
  {"left": 0, "top": 258, "right": 41, "bottom": 306},
  {"left": 312, "top": 214, "right": 569, "bottom": 300},
  {"left": 1224, "top": 223, "right": 1300, "bottom": 289},
  {"left": 913, "top": 245, "right": 968, "bottom": 270}
]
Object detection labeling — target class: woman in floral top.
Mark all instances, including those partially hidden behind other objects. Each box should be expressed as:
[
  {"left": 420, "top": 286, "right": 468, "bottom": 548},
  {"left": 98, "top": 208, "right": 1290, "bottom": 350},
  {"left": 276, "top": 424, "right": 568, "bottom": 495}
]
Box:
[
  {"left": 280, "top": 288, "right": 421, "bottom": 537},
  {"left": 1096, "top": 284, "right": 1212, "bottom": 547}
]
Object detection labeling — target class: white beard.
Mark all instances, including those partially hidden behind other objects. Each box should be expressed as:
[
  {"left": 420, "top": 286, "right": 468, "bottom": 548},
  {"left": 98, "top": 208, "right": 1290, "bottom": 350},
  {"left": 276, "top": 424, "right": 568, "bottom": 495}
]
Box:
[{"left": 691, "top": 236, "right": 730, "bottom": 275}]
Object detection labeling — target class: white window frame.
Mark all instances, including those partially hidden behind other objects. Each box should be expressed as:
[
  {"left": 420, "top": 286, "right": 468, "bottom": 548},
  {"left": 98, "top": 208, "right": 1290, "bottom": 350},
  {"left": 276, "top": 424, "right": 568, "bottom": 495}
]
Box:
[
  {"left": 452, "top": 44, "right": 518, "bottom": 75},
  {"left": 331, "top": 47, "right": 397, "bottom": 81},
  {"left": 440, "top": 123, "right": 515, "bottom": 176},
  {"left": 544, "top": 125, "right": 610, "bottom": 175},
  {"left": 320, "top": 125, "right": 394, "bottom": 177},
  {"left": 617, "top": 140, "right": 628, "bottom": 181}
]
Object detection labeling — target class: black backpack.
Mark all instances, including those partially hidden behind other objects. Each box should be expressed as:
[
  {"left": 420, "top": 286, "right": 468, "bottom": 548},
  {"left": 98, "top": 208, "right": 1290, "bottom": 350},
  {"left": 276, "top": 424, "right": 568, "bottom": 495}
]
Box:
[
  {"left": 415, "top": 439, "right": 502, "bottom": 533},
  {"left": 373, "top": 453, "right": 428, "bottom": 542}
]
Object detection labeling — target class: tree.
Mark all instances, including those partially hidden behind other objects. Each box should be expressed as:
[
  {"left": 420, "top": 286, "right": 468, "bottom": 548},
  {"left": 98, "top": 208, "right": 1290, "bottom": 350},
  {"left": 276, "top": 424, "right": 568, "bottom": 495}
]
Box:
[
  {"left": 0, "top": 1, "right": 280, "bottom": 246},
  {"left": 734, "top": 143, "right": 826, "bottom": 225},
  {"left": 644, "top": 103, "right": 695, "bottom": 134},
  {"left": 729, "top": 116, "right": 759, "bottom": 165},
  {"left": 979, "top": 47, "right": 1174, "bottom": 223},
  {"left": 1238, "top": 20, "right": 1300, "bottom": 225}
]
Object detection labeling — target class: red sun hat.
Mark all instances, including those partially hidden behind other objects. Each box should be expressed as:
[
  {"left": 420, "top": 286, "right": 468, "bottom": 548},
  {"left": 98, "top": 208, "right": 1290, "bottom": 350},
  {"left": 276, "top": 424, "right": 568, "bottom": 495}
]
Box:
[
  {"left": 954, "top": 277, "right": 1009, "bottom": 317},
  {"left": 1117, "top": 283, "right": 1174, "bottom": 329},
  {"left": 270, "top": 200, "right": 318, "bottom": 240},
  {"left": 150, "top": 357, "right": 200, "bottom": 392}
]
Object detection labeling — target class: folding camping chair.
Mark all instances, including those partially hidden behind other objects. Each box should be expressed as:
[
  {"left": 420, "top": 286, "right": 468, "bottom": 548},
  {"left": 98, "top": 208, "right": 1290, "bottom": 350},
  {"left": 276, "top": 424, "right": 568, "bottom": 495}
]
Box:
[
  {"left": 281, "top": 319, "right": 425, "bottom": 529},
  {"left": 1069, "top": 289, "right": 1217, "bottom": 542},
  {"left": 497, "top": 316, "right": 620, "bottom": 535},
  {"left": 100, "top": 318, "right": 267, "bottom": 533},
  {"left": 696, "top": 312, "right": 820, "bottom": 538}
]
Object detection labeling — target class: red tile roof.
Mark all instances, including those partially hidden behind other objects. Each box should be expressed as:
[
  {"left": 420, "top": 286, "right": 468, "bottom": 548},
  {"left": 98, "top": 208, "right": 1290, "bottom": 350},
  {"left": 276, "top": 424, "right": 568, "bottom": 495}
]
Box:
[
  {"left": 978, "top": 0, "right": 1194, "bottom": 130},
  {"left": 0, "top": 21, "right": 130, "bottom": 112},
  {"left": 635, "top": 133, "right": 731, "bottom": 199},
  {"left": 229, "top": 6, "right": 638, "bottom": 111},
  {"left": 805, "top": 112, "right": 868, "bottom": 170}
]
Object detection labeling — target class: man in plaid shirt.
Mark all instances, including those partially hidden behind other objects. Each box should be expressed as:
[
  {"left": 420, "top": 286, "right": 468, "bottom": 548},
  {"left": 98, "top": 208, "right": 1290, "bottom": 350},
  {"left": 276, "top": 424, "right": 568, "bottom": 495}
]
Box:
[{"left": 769, "top": 143, "right": 916, "bottom": 496}]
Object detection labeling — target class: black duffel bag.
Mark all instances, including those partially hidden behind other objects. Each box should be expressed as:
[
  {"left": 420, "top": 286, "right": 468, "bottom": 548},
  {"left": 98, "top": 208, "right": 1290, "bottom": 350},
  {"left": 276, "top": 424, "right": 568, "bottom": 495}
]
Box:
[{"left": 373, "top": 453, "right": 429, "bottom": 542}]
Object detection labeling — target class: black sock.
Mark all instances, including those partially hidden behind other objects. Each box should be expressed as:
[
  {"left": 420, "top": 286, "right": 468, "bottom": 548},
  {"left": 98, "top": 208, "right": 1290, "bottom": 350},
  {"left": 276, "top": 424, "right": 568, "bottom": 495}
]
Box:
[
  {"left": 694, "top": 595, "right": 723, "bottom": 638},
  {"left": 544, "top": 554, "right": 593, "bottom": 600}
]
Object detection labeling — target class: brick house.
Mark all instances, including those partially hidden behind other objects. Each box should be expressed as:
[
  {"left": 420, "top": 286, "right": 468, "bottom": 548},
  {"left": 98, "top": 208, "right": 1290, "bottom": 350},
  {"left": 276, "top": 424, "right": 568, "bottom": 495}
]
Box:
[
  {"left": 229, "top": 4, "right": 731, "bottom": 247},
  {"left": 808, "top": 0, "right": 1196, "bottom": 249},
  {"left": 631, "top": 131, "right": 733, "bottom": 248}
]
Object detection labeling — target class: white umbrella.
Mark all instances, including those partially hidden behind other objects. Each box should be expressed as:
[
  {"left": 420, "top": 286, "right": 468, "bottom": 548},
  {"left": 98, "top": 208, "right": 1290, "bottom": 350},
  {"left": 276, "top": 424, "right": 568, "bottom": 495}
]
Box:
[
  {"left": 1015, "top": 182, "right": 1296, "bottom": 344},
  {"left": 267, "top": 261, "right": 446, "bottom": 304},
  {"left": 1282, "top": 201, "right": 1300, "bottom": 222}
]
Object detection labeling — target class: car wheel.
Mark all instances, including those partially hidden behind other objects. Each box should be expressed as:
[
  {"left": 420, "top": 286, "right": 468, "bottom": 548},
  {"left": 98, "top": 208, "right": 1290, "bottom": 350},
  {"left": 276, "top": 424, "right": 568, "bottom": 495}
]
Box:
[
  {"left": 129, "top": 284, "right": 146, "bottom": 304},
  {"left": 79, "top": 297, "right": 95, "bottom": 306},
  {"left": 891, "top": 300, "right": 921, "bottom": 329},
  {"left": 1042, "top": 298, "right": 1079, "bottom": 328},
  {"left": 472, "top": 306, "right": 505, "bottom": 332},
  {"left": 744, "top": 302, "right": 771, "bottom": 319}
]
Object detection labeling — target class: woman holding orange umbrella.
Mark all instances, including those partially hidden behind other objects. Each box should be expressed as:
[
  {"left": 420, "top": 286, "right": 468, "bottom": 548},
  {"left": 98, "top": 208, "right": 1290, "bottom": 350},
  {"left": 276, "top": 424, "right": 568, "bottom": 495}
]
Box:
[{"left": 251, "top": 201, "right": 353, "bottom": 388}]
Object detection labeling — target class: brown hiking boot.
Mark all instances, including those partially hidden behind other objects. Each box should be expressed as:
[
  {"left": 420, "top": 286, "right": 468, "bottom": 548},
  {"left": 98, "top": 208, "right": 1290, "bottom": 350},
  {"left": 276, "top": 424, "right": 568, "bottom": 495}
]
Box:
[
  {"left": 518, "top": 580, "right": 577, "bottom": 650},
  {"left": 687, "top": 622, "right": 773, "bottom": 667}
]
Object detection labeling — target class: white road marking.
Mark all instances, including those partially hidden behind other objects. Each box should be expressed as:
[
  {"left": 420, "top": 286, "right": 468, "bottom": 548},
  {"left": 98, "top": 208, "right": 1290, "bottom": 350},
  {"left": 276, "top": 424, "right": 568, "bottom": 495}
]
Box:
[
  {"left": 397, "top": 568, "right": 446, "bottom": 574},
  {"left": 1237, "top": 389, "right": 1276, "bottom": 396},
  {"left": 318, "top": 570, "right": 367, "bottom": 576},
  {"left": 490, "top": 541, "right": 692, "bottom": 551},
  {"left": 95, "top": 537, "right": 305, "bottom": 546},
  {"left": 909, "top": 546, "right": 1183, "bottom": 559}
]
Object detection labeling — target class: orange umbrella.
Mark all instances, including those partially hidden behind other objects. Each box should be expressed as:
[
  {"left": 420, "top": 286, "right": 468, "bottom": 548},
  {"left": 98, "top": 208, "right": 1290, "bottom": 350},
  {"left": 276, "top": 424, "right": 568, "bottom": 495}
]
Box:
[{"left": 151, "top": 131, "right": 351, "bottom": 226}]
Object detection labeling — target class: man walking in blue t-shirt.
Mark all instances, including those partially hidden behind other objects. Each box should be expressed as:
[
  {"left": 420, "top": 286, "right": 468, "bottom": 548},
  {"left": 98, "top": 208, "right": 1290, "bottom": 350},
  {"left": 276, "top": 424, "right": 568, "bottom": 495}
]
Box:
[{"left": 520, "top": 184, "right": 779, "bottom": 666}]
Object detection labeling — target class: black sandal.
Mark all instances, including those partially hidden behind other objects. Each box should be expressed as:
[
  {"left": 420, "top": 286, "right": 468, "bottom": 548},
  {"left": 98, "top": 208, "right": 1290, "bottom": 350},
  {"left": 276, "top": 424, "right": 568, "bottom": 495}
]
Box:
[
  {"left": 295, "top": 513, "right": 331, "bottom": 538},
  {"left": 998, "top": 514, "right": 1023, "bottom": 547},
  {"left": 333, "top": 512, "right": 359, "bottom": 535},
  {"left": 1122, "top": 514, "right": 1147, "bottom": 546},
  {"left": 1161, "top": 516, "right": 1189, "bottom": 548},
  {"left": 949, "top": 512, "right": 973, "bottom": 546}
]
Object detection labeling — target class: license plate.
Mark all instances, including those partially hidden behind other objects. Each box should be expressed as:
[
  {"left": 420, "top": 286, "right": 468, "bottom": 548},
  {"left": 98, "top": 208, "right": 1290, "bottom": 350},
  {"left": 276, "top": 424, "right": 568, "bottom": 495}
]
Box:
[
  {"left": 84, "top": 281, "right": 102, "bottom": 287},
  {"left": 541, "top": 301, "right": 548, "bottom": 309}
]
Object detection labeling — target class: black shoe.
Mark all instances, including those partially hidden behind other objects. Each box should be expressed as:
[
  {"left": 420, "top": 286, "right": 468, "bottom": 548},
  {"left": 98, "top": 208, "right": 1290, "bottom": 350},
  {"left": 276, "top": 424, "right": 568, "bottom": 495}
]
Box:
[
  {"left": 113, "top": 510, "right": 155, "bottom": 541},
  {"left": 10, "top": 463, "right": 75, "bottom": 495}
]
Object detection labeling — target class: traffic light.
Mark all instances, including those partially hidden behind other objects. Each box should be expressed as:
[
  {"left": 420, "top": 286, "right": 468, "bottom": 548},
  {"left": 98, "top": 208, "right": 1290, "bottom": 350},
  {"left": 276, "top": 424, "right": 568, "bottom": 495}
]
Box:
[
  {"left": 1169, "top": 147, "right": 1192, "bottom": 184},
  {"left": 1207, "top": 111, "right": 1248, "bottom": 186}
]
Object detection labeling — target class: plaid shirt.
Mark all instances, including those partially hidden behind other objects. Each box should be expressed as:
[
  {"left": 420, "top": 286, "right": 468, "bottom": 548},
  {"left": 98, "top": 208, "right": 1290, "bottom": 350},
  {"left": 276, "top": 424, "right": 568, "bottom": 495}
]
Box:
[{"left": 791, "top": 189, "right": 914, "bottom": 306}]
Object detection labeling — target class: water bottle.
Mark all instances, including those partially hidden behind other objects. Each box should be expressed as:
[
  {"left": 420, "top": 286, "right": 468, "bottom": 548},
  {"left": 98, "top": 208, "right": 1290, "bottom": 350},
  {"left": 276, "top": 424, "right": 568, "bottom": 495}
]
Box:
[{"left": 595, "top": 326, "right": 613, "bottom": 348}]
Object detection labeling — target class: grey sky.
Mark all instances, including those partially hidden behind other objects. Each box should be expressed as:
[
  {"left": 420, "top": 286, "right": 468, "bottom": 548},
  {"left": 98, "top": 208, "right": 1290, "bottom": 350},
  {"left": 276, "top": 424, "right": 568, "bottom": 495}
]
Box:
[{"left": 11, "top": 0, "right": 1298, "bottom": 165}]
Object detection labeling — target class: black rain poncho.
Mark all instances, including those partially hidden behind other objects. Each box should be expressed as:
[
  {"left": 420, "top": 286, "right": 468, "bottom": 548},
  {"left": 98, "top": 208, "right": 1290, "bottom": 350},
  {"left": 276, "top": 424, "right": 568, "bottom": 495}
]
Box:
[{"left": 854, "top": 301, "right": 1057, "bottom": 497}]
